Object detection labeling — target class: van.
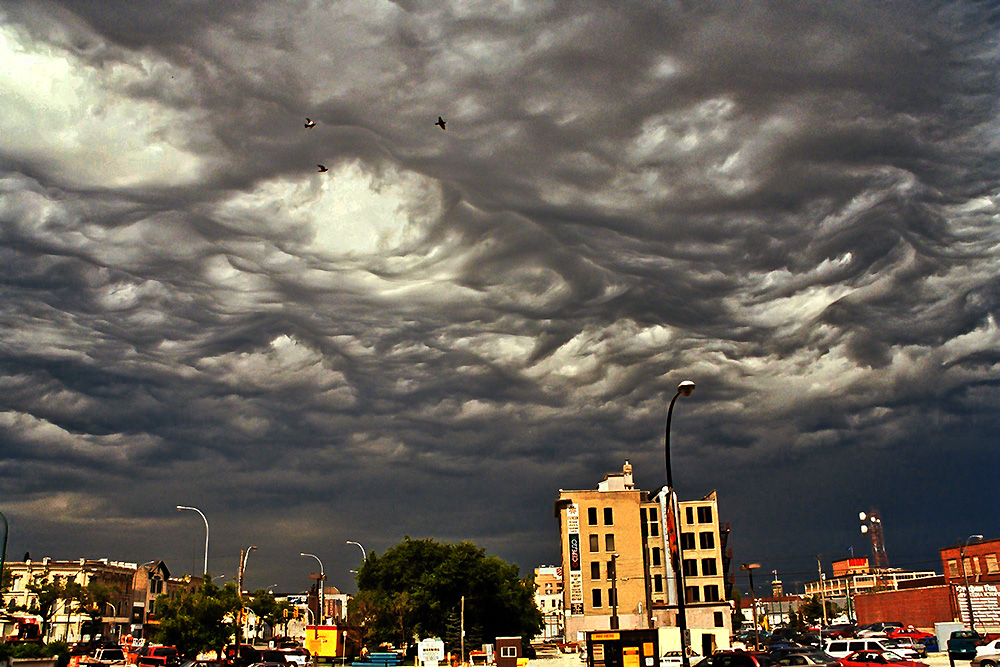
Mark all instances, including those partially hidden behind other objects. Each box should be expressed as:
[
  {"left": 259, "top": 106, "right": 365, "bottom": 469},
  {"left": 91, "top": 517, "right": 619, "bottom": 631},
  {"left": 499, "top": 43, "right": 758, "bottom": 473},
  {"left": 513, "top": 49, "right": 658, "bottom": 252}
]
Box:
[{"left": 824, "top": 640, "right": 918, "bottom": 660}]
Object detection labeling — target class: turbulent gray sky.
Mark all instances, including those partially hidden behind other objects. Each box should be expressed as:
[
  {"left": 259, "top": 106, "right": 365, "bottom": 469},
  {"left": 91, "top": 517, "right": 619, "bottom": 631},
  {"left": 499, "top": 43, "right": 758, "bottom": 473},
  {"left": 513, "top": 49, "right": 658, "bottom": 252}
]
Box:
[{"left": 1, "top": 1, "right": 998, "bottom": 595}]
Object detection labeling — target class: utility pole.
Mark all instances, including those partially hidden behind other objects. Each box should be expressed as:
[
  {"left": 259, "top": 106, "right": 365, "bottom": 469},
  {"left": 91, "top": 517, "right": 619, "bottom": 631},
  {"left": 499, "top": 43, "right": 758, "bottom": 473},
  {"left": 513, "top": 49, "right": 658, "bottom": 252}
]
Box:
[
  {"left": 461, "top": 595, "right": 465, "bottom": 666},
  {"left": 816, "top": 556, "right": 827, "bottom": 628}
]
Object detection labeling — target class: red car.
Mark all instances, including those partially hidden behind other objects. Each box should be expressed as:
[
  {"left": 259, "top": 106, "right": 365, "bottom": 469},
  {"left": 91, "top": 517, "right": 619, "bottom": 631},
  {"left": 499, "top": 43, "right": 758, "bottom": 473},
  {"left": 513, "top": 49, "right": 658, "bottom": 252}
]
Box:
[
  {"left": 885, "top": 629, "right": 933, "bottom": 641},
  {"left": 838, "top": 650, "right": 927, "bottom": 667}
]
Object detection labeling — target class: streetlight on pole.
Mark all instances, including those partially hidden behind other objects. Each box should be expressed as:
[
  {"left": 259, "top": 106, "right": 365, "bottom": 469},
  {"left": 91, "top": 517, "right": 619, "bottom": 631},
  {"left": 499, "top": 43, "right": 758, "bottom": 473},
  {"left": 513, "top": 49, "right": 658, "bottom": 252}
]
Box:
[
  {"left": 741, "top": 563, "right": 761, "bottom": 651},
  {"left": 959, "top": 535, "right": 983, "bottom": 631},
  {"left": 610, "top": 553, "right": 620, "bottom": 630},
  {"left": 301, "top": 552, "right": 326, "bottom": 625},
  {"left": 236, "top": 546, "right": 257, "bottom": 661},
  {"left": 176, "top": 505, "right": 210, "bottom": 576},
  {"left": 664, "top": 380, "right": 695, "bottom": 667},
  {"left": 347, "top": 541, "right": 366, "bottom": 574}
]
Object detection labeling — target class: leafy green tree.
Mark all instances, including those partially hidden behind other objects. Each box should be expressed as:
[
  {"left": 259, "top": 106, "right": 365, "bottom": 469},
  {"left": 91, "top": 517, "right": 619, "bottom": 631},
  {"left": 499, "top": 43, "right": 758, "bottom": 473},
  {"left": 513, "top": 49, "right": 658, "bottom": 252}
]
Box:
[
  {"left": 797, "top": 595, "right": 841, "bottom": 625},
  {"left": 24, "top": 572, "right": 67, "bottom": 640},
  {"left": 153, "top": 578, "right": 240, "bottom": 659},
  {"left": 347, "top": 591, "right": 381, "bottom": 652},
  {"left": 355, "top": 538, "right": 542, "bottom": 649},
  {"left": 246, "top": 589, "right": 286, "bottom": 640}
]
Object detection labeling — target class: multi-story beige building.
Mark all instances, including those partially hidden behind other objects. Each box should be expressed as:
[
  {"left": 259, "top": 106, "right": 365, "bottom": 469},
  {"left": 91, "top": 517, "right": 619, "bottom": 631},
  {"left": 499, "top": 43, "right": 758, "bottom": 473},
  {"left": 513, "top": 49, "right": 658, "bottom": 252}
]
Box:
[
  {"left": 0, "top": 557, "right": 198, "bottom": 643},
  {"left": 555, "top": 461, "right": 731, "bottom": 655},
  {"left": 533, "top": 566, "right": 564, "bottom": 641}
]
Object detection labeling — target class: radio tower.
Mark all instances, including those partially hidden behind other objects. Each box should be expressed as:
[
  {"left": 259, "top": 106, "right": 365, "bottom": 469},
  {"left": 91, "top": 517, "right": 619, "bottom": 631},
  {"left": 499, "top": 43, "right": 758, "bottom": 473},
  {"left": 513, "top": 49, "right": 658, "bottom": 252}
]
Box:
[{"left": 860, "top": 510, "right": 889, "bottom": 586}]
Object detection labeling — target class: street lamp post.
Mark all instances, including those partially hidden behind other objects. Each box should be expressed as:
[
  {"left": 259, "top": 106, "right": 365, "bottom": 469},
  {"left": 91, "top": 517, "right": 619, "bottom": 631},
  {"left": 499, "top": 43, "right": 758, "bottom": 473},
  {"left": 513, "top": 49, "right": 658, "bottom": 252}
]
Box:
[
  {"left": 0, "top": 510, "right": 8, "bottom": 601},
  {"left": 959, "top": 535, "right": 984, "bottom": 631},
  {"left": 236, "top": 546, "right": 257, "bottom": 661},
  {"left": 176, "top": 506, "right": 210, "bottom": 576},
  {"left": 610, "top": 554, "right": 620, "bottom": 630},
  {"left": 301, "top": 552, "right": 326, "bottom": 625},
  {"left": 664, "top": 380, "right": 695, "bottom": 667},
  {"left": 346, "top": 541, "right": 366, "bottom": 574},
  {"left": 741, "top": 563, "right": 761, "bottom": 650}
]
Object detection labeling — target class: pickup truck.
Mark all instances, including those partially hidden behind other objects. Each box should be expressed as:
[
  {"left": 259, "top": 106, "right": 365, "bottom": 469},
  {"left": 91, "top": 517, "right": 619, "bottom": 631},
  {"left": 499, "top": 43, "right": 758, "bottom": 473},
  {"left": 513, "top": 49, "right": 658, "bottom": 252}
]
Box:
[{"left": 948, "top": 630, "right": 982, "bottom": 662}]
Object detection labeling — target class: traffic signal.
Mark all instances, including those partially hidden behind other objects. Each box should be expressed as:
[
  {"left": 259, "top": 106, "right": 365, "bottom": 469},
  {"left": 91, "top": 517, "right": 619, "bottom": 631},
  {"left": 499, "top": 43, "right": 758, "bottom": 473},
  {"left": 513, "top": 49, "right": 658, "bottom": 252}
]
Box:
[
  {"left": 293, "top": 608, "right": 299, "bottom": 619},
  {"left": 283, "top": 609, "right": 289, "bottom": 618}
]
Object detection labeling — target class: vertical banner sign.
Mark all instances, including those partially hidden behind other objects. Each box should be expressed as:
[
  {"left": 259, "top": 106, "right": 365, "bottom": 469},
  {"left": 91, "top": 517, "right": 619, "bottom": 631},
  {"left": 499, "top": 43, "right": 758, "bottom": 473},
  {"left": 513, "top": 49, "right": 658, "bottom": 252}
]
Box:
[
  {"left": 660, "top": 489, "right": 680, "bottom": 606},
  {"left": 567, "top": 503, "right": 584, "bottom": 615}
]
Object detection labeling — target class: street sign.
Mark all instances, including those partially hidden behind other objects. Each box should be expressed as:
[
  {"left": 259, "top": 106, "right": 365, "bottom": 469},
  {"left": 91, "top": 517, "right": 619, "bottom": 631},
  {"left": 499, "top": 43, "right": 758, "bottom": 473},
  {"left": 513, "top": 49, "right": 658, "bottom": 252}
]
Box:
[{"left": 419, "top": 638, "right": 445, "bottom": 666}]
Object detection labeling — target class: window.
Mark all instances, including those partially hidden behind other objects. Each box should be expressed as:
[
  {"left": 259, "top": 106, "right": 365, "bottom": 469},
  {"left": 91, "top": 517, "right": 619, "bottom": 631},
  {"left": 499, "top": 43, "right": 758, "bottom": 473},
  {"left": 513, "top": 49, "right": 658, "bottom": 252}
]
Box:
[
  {"left": 947, "top": 559, "right": 959, "bottom": 578},
  {"left": 703, "top": 585, "right": 720, "bottom": 601},
  {"left": 649, "top": 507, "right": 658, "bottom": 522},
  {"left": 986, "top": 554, "right": 999, "bottom": 574},
  {"left": 685, "top": 586, "right": 700, "bottom": 603},
  {"left": 604, "top": 507, "right": 614, "bottom": 525},
  {"left": 697, "top": 506, "right": 713, "bottom": 523},
  {"left": 501, "top": 647, "right": 517, "bottom": 658},
  {"left": 699, "top": 532, "right": 715, "bottom": 549},
  {"left": 714, "top": 611, "right": 724, "bottom": 628},
  {"left": 591, "top": 562, "right": 601, "bottom": 580},
  {"left": 592, "top": 588, "right": 602, "bottom": 607},
  {"left": 681, "top": 533, "right": 695, "bottom": 550},
  {"left": 605, "top": 534, "right": 615, "bottom": 552},
  {"left": 683, "top": 559, "right": 698, "bottom": 577},
  {"left": 589, "top": 535, "right": 599, "bottom": 552},
  {"left": 685, "top": 507, "right": 694, "bottom": 524},
  {"left": 588, "top": 507, "right": 598, "bottom": 526},
  {"left": 651, "top": 547, "right": 661, "bottom": 566},
  {"left": 653, "top": 574, "right": 663, "bottom": 593},
  {"left": 701, "top": 558, "right": 718, "bottom": 575},
  {"left": 649, "top": 518, "right": 659, "bottom": 537}
]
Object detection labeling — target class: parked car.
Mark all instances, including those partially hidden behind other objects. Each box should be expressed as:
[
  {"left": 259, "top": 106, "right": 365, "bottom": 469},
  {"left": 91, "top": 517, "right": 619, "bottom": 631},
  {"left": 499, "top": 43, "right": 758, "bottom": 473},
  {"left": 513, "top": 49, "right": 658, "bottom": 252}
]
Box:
[
  {"left": 856, "top": 624, "right": 904, "bottom": 639},
  {"left": 885, "top": 629, "right": 932, "bottom": 642},
  {"left": 771, "top": 650, "right": 838, "bottom": 667},
  {"left": 837, "top": 650, "right": 927, "bottom": 667},
  {"left": 662, "top": 650, "right": 701, "bottom": 666},
  {"left": 883, "top": 639, "right": 925, "bottom": 659},
  {"left": 972, "top": 651, "right": 1000, "bottom": 667},
  {"left": 977, "top": 641, "right": 1000, "bottom": 659},
  {"left": 133, "top": 646, "right": 179, "bottom": 667},
  {"left": 698, "top": 651, "right": 780, "bottom": 667},
  {"left": 279, "top": 649, "right": 311, "bottom": 667},
  {"left": 824, "top": 640, "right": 918, "bottom": 660},
  {"left": 823, "top": 626, "right": 857, "bottom": 640},
  {"left": 83, "top": 648, "right": 127, "bottom": 666},
  {"left": 948, "top": 631, "right": 983, "bottom": 662}
]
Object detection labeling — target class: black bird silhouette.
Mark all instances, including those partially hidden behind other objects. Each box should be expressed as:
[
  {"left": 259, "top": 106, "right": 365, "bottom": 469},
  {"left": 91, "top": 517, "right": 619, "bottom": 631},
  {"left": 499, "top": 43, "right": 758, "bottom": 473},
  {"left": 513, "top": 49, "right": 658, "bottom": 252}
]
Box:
[
  {"left": 317, "top": 164, "right": 328, "bottom": 173},
  {"left": 304, "top": 118, "right": 316, "bottom": 129},
  {"left": 435, "top": 116, "right": 446, "bottom": 131}
]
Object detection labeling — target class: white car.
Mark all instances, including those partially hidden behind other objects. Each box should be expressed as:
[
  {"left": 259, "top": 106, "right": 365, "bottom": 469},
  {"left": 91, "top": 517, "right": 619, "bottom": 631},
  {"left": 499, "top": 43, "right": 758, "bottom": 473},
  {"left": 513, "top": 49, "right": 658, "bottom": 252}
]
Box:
[
  {"left": 978, "top": 641, "right": 1000, "bottom": 659},
  {"left": 661, "top": 651, "right": 700, "bottom": 667},
  {"left": 825, "top": 640, "right": 918, "bottom": 661}
]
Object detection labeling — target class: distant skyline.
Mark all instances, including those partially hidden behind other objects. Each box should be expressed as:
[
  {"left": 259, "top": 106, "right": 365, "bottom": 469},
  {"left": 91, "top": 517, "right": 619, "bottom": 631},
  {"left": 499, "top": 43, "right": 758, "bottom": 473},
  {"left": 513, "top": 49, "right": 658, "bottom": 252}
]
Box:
[{"left": 0, "top": 1, "right": 997, "bottom": 597}]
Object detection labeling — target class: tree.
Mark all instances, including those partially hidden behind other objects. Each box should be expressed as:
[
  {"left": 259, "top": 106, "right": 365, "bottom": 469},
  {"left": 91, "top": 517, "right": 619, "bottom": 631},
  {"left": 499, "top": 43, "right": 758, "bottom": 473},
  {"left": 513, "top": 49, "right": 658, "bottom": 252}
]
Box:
[
  {"left": 797, "top": 595, "right": 841, "bottom": 626},
  {"left": 355, "top": 538, "right": 542, "bottom": 649},
  {"left": 153, "top": 579, "right": 240, "bottom": 659},
  {"left": 24, "top": 572, "right": 66, "bottom": 640},
  {"left": 246, "top": 589, "right": 285, "bottom": 641}
]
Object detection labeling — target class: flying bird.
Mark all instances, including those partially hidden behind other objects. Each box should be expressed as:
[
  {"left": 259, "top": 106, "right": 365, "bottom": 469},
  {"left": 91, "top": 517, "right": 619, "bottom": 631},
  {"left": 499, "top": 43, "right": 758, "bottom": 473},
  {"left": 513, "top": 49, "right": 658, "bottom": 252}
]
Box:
[
  {"left": 317, "top": 164, "right": 328, "bottom": 173},
  {"left": 435, "top": 116, "right": 446, "bottom": 131},
  {"left": 304, "top": 118, "right": 316, "bottom": 129}
]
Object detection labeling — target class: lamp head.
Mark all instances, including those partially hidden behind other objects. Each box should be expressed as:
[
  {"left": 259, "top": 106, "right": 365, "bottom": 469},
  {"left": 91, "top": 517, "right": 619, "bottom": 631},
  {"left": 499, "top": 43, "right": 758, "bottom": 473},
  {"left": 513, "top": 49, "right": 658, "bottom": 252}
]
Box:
[
  {"left": 677, "top": 380, "right": 695, "bottom": 397},
  {"left": 861, "top": 525, "right": 869, "bottom": 534},
  {"left": 859, "top": 512, "right": 867, "bottom": 521}
]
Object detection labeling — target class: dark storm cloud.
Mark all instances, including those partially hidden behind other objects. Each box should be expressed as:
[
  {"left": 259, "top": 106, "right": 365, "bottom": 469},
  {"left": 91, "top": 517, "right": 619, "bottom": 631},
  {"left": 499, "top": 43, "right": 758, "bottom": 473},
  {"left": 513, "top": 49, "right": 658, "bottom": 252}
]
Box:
[{"left": 0, "top": 0, "right": 998, "bottom": 591}]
